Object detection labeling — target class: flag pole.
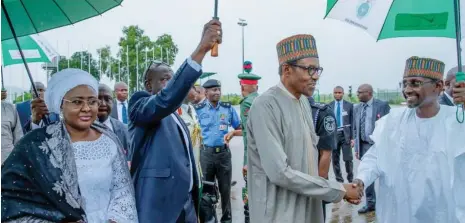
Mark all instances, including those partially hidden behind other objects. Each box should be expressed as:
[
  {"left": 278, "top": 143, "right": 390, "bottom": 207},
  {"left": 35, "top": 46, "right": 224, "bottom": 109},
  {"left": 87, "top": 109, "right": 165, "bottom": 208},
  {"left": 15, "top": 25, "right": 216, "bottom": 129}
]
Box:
[
  {"left": 126, "top": 45, "right": 130, "bottom": 92},
  {"left": 80, "top": 48, "right": 83, "bottom": 70},
  {"left": 56, "top": 41, "right": 59, "bottom": 72},
  {"left": 67, "top": 41, "right": 70, "bottom": 68},
  {"left": 136, "top": 43, "right": 139, "bottom": 91}
]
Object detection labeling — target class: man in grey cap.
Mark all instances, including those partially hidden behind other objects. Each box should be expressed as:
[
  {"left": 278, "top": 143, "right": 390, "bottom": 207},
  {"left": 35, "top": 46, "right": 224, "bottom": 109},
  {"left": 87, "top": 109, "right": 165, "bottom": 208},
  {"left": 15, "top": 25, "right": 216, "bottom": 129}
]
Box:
[{"left": 439, "top": 66, "right": 464, "bottom": 106}]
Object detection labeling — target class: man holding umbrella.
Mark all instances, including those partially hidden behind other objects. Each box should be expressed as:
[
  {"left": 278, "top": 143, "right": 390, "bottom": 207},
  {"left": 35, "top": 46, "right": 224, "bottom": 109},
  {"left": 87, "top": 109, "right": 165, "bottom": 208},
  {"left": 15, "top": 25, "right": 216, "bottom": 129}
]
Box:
[
  {"left": 17, "top": 82, "right": 60, "bottom": 133},
  {"left": 129, "top": 20, "right": 222, "bottom": 223}
]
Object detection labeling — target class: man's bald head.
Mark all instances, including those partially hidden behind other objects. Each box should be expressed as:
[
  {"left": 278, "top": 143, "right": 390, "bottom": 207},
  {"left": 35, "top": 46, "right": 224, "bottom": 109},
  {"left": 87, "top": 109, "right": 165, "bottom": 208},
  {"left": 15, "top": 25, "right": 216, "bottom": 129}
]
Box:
[
  {"left": 357, "top": 84, "right": 373, "bottom": 103},
  {"left": 98, "top": 84, "right": 114, "bottom": 122},
  {"left": 30, "top": 82, "right": 46, "bottom": 99},
  {"left": 114, "top": 82, "right": 128, "bottom": 102},
  {"left": 444, "top": 66, "right": 463, "bottom": 95},
  {"left": 99, "top": 83, "right": 112, "bottom": 94},
  {"left": 144, "top": 63, "right": 173, "bottom": 95},
  {"left": 114, "top": 82, "right": 128, "bottom": 90}
]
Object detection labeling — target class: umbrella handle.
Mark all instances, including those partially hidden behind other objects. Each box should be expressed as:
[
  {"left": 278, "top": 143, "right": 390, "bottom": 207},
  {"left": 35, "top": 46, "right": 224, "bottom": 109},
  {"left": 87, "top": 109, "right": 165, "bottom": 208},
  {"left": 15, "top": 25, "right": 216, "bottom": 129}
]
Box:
[{"left": 211, "top": 43, "right": 219, "bottom": 57}]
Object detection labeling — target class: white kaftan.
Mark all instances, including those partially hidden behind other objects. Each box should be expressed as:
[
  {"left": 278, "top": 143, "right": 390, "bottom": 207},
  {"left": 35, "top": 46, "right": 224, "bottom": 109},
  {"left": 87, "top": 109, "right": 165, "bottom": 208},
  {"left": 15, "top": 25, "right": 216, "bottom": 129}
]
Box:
[
  {"left": 357, "top": 106, "right": 465, "bottom": 223},
  {"left": 73, "top": 134, "right": 138, "bottom": 223}
]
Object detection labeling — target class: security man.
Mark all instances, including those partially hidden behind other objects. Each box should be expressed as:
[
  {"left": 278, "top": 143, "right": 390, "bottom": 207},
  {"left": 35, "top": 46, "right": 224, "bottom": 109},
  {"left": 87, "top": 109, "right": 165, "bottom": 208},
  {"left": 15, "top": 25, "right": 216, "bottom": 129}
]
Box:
[
  {"left": 308, "top": 96, "right": 337, "bottom": 221},
  {"left": 194, "top": 79, "right": 241, "bottom": 223},
  {"left": 224, "top": 61, "right": 261, "bottom": 223}
]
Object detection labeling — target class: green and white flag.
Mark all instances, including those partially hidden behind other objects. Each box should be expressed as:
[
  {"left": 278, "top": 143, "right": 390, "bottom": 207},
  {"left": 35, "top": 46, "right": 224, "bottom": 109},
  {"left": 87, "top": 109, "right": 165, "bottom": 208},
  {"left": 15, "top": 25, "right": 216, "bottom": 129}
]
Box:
[
  {"left": 325, "top": 0, "right": 464, "bottom": 41},
  {"left": 2, "top": 35, "right": 58, "bottom": 66}
]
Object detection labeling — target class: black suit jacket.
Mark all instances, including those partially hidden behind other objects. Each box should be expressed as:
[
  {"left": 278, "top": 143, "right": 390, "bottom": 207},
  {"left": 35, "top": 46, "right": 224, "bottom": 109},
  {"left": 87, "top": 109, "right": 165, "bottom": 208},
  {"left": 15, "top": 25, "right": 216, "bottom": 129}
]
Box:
[
  {"left": 328, "top": 100, "right": 354, "bottom": 142},
  {"left": 108, "top": 117, "right": 130, "bottom": 161}
]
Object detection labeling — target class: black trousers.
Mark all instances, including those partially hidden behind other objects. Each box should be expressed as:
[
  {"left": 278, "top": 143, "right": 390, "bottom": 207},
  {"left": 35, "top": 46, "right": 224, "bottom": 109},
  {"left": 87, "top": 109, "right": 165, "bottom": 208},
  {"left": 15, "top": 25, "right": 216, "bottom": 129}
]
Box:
[
  {"left": 360, "top": 141, "right": 376, "bottom": 208},
  {"left": 332, "top": 131, "right": 354, "bottom": 183},
  {"left": 200, "top": 145, "right": 232, "bottom": 222}
]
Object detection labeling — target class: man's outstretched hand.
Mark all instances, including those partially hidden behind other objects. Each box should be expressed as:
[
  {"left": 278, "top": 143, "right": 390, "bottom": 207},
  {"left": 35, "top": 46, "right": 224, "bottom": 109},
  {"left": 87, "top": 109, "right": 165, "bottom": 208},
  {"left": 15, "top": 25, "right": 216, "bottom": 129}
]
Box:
[
  {"left": 343, "top": 179, "right": 364, "bottom": 205},
  {"left": 191, "top": 20, "right": 222, "bottom": 64}
]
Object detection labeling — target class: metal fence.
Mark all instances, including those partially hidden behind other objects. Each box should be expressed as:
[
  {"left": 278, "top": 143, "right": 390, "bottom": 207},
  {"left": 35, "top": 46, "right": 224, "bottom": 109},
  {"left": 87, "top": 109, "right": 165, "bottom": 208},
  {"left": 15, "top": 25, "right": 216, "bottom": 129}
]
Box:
[{"left": 314, "top": 89, "right": 405, "bottom": 104}]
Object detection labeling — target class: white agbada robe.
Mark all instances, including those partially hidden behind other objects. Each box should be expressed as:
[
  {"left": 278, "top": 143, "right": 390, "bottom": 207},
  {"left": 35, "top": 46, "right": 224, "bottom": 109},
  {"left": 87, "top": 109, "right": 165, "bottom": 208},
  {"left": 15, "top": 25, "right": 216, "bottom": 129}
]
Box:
[{"left": 357, "top": 105, "right": 465, "bottom": 223}]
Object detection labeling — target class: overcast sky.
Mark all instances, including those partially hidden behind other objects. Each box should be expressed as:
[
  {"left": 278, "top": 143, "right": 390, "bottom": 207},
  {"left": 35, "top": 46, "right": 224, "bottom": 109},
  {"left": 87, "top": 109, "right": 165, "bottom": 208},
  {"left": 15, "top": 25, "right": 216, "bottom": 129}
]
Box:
[{"left": 2, "top": 0, "right": 462, "bottom": 95}]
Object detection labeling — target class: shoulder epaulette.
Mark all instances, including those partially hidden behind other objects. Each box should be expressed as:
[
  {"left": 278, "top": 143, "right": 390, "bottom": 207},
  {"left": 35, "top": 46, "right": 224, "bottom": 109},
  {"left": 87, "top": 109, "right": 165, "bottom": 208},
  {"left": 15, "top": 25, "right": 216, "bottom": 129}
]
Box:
[
  {"left": 311, "top": 102, "right": 328, "bottom": 110},
  {"left": 219, "top": 101, "right": 232, "bottom": 108},
  {"left": 193, "top": 101, "right": 207, "bottom": 110}
]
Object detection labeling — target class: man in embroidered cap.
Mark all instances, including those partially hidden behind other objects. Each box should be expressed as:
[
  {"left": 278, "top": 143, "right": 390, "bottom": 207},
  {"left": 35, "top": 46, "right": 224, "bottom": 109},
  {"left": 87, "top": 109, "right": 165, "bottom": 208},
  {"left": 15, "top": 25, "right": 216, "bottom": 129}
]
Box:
[
  {"left": 246, "top": 34, "right": 361, "bottom": 223},
  {"left": 352, "top": 56, "right": 465, "bottom": 222}
]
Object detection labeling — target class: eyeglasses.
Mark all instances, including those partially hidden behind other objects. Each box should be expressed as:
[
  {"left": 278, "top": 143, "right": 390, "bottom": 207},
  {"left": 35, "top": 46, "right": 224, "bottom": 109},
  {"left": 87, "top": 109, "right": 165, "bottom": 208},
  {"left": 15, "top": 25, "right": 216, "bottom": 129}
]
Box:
[
  {"left": 147, "top": 60, "right": 170, "bottom": 69},
  {"left": 402, "top": 80, "right": 435, "bottom": 88},
  {"left": 63, "top": 98, "right": 100, "bottom": 109},
  {"left": 144, "top": 60, "right": 171, "bottom": 81},
  {"left": 288, "top": 63, "right": 324, "bottom": 76}
]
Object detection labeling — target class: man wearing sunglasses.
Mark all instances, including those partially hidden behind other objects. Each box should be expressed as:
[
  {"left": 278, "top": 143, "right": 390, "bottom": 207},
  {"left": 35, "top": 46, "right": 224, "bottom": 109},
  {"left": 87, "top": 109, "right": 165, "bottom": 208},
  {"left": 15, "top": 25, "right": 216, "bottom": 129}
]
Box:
[
  {"left": 352, "top": 56, "right": 465, "bottom": 222},
  {"left": 129, "top": 20, "right": 222, "bottom": 223}
]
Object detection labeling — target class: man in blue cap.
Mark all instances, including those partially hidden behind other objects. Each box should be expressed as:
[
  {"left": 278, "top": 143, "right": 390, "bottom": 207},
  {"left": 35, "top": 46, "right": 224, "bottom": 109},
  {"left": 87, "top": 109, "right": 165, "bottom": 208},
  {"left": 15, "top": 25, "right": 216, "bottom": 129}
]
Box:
[{"left": 195, "top": 78, "right": 241, "bottom": 223}]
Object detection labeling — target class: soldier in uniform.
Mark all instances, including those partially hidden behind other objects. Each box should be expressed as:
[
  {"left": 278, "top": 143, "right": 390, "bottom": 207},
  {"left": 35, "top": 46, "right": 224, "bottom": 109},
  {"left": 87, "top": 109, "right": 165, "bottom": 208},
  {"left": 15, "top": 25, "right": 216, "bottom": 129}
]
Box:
[
  {"left": 224, "top": 61, "right": 261, "bottom": 223},
  {"left": 194, "top": 79, "right": 241, "bottom": 223},
  {"left": 307, "top": 97, "right": 337, "bottom": 220}
]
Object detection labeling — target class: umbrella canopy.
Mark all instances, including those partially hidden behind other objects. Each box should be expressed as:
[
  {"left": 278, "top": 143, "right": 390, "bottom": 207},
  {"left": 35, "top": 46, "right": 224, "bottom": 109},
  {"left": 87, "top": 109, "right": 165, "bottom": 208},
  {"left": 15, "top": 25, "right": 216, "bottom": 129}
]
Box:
[
  {"left": 1, "top": 0, "right": 123, "bottom": 41},
  {"left": 325, "top": 0, "right": 465, "bottom": 123},
  {"left": 200, "top": 72, "right": 217, "bottom": 79},
  {"left": 2, "top": 35, "right": 58, "bottom": 66},
  {"left": 325, "top": 0, "right": 461, "bottom": 41}
]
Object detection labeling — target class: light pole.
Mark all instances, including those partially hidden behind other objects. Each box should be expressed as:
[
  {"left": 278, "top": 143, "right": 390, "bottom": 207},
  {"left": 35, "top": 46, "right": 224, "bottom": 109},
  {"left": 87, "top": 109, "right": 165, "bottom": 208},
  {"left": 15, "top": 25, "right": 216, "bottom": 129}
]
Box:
[{"left": 238, "top": 18, "right": 247, "bottom": 72}]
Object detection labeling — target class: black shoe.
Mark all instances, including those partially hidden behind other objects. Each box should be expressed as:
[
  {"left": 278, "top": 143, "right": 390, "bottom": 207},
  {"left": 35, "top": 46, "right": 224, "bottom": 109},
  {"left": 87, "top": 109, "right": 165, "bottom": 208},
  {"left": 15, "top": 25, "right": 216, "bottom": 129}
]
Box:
[
  {"left": 231, "top": 181, "right": 237, "bottom": 187},
  {"left": 358, "top": 205, "right": 375, "bottom": 214}
]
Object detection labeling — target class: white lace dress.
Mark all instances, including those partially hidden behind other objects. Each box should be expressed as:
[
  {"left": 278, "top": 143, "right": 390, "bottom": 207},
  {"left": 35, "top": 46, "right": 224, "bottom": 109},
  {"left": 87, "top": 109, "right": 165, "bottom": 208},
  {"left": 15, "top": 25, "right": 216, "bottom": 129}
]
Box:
[{"left": 73, "top": 134, "right": 138, "bottom": 223}]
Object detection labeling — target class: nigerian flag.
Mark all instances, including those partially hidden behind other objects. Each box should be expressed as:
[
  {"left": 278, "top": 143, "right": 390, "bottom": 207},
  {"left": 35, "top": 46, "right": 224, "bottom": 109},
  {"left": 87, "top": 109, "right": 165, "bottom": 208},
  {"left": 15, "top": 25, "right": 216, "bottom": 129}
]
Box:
[
  {"left": 325, "top": 0, "right": 464, "bottom": 41},
  {"left": 2, "top": 35, "right": 58, "bottom": 66}
]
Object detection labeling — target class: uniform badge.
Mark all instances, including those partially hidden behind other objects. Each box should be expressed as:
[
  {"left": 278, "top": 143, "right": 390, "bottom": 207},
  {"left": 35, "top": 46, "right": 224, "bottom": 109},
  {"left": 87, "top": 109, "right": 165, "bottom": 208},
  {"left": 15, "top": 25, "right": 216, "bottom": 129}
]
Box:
[
  {"left": 323, "top": 116, "right": 336, "bottom": 134},
  {"left": 219, "top": 124, "right": 227, "bottom": 130},
  {"left": 220, "top": 113, "right": 226, "bottom": 120},
  {"left": 244, "top": 108, "right": 250, "bottom": 116}
]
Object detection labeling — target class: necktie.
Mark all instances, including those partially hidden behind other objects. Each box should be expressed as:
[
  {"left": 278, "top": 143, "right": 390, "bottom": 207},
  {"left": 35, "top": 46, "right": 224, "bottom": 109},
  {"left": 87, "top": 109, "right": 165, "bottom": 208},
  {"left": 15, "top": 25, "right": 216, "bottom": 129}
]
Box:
[
  {"left": 360, "top": 103, "right": 368, "bottom": 141},
  {"left": 336, "top": 101, "right": 342, "bottom": 127},
  {"left": 122, "top": 103, "right": 128, "bottom": 124}
]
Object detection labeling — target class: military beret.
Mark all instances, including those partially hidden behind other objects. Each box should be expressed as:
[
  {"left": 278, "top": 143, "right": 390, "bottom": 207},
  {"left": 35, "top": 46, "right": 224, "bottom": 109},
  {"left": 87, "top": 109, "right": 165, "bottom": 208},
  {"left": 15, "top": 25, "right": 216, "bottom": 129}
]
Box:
[
  {"left": 238, "top": 61, "right": 261, "bottom": 85},
  {"left": 202, "top": 79, "right": 221, "bottom": 89}
]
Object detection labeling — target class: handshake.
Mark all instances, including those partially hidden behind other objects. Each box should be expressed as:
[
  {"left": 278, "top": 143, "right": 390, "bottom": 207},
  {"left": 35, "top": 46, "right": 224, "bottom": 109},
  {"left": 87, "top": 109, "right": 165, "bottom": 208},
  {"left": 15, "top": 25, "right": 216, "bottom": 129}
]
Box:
[{"left": 342, "top": 179, "right": 364, "bottom": 205}]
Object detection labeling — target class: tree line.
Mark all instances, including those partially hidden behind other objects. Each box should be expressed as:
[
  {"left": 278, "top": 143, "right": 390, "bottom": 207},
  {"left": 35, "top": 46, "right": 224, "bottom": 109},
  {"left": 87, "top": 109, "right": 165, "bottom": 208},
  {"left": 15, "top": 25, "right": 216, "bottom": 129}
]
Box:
[{"left": 45, "top": 25, "right": 179, "bottom": 94}]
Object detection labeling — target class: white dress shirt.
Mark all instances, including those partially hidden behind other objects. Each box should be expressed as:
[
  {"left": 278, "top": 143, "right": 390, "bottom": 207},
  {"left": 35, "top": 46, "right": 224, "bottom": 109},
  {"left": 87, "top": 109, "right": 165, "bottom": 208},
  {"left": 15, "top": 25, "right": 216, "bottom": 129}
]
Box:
[{"left": 171, "top": 114, "right": 194, "bottom": 192}]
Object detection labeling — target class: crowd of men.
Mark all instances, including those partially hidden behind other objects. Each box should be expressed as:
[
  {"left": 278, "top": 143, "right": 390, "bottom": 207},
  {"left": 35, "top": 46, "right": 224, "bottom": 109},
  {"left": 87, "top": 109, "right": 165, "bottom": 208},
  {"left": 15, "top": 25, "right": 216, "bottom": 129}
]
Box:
[{"left": 1, "top": 19, "right": 465, "bottom": 223}]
